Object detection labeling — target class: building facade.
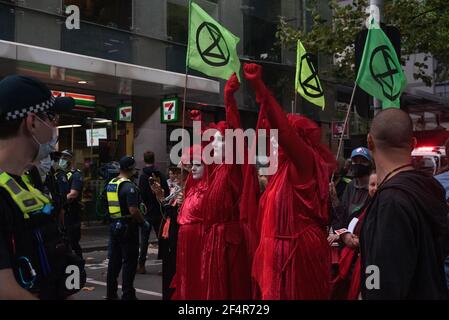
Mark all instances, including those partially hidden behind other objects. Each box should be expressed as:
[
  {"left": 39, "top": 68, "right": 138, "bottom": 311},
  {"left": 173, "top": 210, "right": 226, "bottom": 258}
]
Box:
[{"left": 0, "top": 0, "right": 311, "bottom": 219}]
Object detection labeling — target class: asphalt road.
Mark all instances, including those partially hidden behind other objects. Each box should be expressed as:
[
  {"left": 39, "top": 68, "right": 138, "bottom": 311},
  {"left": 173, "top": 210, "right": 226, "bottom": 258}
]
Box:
[{"left": 74, "top": 248, "right": 162, "bottom": 300}]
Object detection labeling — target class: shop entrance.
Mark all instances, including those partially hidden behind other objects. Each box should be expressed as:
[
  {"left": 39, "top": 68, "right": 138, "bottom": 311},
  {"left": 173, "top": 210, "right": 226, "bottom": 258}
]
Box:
[{"left": 55, "top": 92, "right": 134, "bottom": 223}]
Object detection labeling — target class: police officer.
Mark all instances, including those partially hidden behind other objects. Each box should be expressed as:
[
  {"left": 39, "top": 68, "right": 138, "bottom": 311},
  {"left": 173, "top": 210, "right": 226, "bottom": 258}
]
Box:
[
  {"left": 0, "top": 75, "right": 85, "bottom": 299},
  {"left": 106, "top": 156, "right": 149, "bottom": 300},
  {"left": 56, "top": 150, "right": 84, "bottom": 259}
]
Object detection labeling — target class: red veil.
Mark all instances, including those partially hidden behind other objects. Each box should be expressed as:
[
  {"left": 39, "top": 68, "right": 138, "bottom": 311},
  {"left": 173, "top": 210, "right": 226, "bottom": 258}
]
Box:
[
  {"left": 199, "top": 74, "right": 255, "bottom": 299},
  {"left": 244, "top": 63, "right": 336, "bottom": 300},
  {"left": 171, "top": 120, "right": 210, "bottom": 299}
]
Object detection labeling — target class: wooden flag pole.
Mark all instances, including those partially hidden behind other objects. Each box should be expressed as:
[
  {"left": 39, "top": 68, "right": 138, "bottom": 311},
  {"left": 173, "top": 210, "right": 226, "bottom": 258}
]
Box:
[
  {"left": 179, "top": 71, "right": 189, "bottom": 193},
  {"left": 332, "top": 83, "right": 357, "bottom": 181},
  {"left": 179, "top": 0, "right": 193, "bottom": 193},
  {"left": 293, "top": 91, "right": 298, "bottom": 114}
]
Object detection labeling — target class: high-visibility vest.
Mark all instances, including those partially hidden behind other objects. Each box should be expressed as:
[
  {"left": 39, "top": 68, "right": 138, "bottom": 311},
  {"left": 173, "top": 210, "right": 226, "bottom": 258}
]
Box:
[
  {"left": 0, "top": 170, "right": 52, "bottom": 219},
  {"left": 66, "top": 169, "right": 81, "bottom": 184},
  {"left": 106, "top": 177, "right": 132, "bottom": 219},
  {"left": 342, "top": 177, "right": 352, "bottom": 184},
  {"left": 22, "top": 172, "right": 33, "bottom": 186}
]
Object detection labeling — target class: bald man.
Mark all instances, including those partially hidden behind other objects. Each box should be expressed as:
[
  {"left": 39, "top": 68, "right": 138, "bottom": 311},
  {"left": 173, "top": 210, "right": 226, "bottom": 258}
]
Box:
[{"left": 361, "top": 108, "right": 449, "bottom": 299}]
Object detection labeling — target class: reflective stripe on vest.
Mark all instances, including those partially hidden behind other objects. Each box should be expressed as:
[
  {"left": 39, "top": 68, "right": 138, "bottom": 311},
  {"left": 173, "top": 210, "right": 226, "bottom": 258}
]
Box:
[
  {"left": 67, "top": 169, "right": 80, "bottom": 182},
  {"left": 22, "top": 172, "right": 32, "bottom": 186},
  {"left": 0, "top": 171, "right": 50, "bottom": 219},
  {"left": 106, "top": 177, "right": 131, "bottom": 219}
]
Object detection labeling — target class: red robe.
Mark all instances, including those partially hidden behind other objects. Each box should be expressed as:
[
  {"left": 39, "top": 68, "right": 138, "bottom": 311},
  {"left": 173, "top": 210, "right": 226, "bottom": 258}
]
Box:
[
  {"left": 244, "top": 63, "right": 336, "bottom": 300},
  {"left": 331, "top": 208, "right": 366, "bottom": 300},
  {"left": 200, "top": 74, "right": 252, "bottom": 299},
  {"left": 171, "top": 174, "right": 208, "bottom": 300}
]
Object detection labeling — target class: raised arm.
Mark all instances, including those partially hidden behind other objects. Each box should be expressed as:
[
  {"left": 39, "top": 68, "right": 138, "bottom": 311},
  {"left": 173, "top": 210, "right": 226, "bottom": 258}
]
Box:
[
  {"left": 243, "top": 63, "right": 314, "bottom": 179},
  {"left": 224, "top": 73, "right": 242, "bottom": 130}
]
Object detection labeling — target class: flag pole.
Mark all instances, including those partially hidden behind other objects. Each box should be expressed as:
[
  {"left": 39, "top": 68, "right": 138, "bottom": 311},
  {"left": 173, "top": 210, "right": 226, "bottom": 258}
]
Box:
[
  {"left": 293, "top": 91, "right": 297, "bottom": 114},
  {"left": 332, "top": 82, "right": 357, "bottom": 181},
  {"left": 180, "top": 0, "right": 192, "bottom": 193}
]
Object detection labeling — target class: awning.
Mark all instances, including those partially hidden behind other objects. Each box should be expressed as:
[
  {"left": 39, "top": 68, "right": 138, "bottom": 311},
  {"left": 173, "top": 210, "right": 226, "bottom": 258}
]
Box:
[{"left": 0, "top": 39, "right": 220, "bottom": 102}]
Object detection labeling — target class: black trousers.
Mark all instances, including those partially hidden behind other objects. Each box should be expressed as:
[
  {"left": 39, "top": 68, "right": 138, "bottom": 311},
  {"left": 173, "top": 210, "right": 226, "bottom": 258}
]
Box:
[
  {"left": 106, "top": 221, "right": 139, "bottom": 300},
  {"left": 65, "top": 204, "right": 83, "bottom": 259},
  {"left": 138, "top": 214, "right": 161, "bottom": 266},
  {"left": 66, "top": 222, "right": 82, "bottom": 259}
]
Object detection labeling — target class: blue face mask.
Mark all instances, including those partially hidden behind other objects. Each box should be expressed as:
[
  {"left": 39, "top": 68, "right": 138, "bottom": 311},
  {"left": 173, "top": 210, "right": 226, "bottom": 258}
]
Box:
[
  {"left": 32, "top": 116, "right": 58, "bottom": 162},
  {"left": 37, "top": 156, "right": 53, "bottom": 181},
  {"left": 58, "top": 159, "right": 69, "bottom": 170}
]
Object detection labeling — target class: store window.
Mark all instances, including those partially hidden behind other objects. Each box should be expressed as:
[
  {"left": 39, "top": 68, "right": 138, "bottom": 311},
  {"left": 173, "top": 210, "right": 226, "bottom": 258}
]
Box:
[
  {"left": 64, "top": 0, "right": 132, "bottom": 30},
  {"left": 0, "top": 2, "right": 14, "bottom": 42},
  {"left": 167, "top": 0, "right": 219, "bottom": 44},
  {"left": 167, "top": 2, "right": 188, "bottom": 43},
  {"left": 242, "top": 0, "right": 281, "bottom": 62}
]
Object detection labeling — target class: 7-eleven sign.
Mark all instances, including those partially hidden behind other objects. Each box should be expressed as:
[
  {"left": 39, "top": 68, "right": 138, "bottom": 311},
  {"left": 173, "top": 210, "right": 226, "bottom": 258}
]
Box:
[
  {"left": 51, "top": 90, "right": 96, "bottom": 112},
  {"left": 161, "top": 97, "right": 180, "bottom": 123},
  {"left": 118, "top": 104, "right": 133, "bottom": 122}
]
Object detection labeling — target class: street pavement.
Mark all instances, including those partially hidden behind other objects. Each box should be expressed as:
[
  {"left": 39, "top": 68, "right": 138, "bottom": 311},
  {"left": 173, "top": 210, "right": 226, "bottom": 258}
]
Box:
[
  {"left": 73, "top": 222, "right": 162, "bottom": 300},
  {"left": 74, "top": 248, "right": 162, "bottom": 300}
]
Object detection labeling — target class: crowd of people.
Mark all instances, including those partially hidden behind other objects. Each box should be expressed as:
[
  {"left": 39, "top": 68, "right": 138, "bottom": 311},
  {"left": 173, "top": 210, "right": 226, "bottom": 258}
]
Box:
[{"left": 1, "top": 64, "right": 449, "bottom": 300}]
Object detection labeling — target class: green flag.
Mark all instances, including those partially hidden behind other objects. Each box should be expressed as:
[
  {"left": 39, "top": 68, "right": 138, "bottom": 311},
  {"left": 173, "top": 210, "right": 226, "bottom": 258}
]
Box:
[
  {"left": 356, "top": 21, "right": 407, "bottom": 108},
  {"left": 295, "top": 39, "right": 325, "bottom": 109},
  {"left": 186, "top": 1, "right": 241, "bottom": 81}
]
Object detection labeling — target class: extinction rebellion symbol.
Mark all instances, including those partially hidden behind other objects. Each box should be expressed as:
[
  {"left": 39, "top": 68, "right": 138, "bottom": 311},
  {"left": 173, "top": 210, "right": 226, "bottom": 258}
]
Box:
[
  {"left": 369, "top": 45, "right": 401, "bottom": 101},
  {"left": 196, "top": 22, "right": 230, "bottom": 67},
  {"left": 299, "top": 54, "right": 324, "bottom": 98}
]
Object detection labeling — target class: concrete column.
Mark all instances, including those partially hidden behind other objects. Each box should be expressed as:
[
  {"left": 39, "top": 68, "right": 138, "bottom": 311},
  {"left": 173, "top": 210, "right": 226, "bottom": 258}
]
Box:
[{"left": 133, "top": 97, "right": 168, "bottom": 173}]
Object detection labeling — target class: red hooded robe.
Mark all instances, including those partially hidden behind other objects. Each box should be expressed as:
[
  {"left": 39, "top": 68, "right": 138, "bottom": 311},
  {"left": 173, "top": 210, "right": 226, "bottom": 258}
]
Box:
[
  {"left": 200, "top": 74, "right": 252, "bottom": 299},
  {"left": 171, "top": 143, "right": 209, "bottom": 300},
  {"left": 244, "top": 63, "right": 337, "bottom": 300}
]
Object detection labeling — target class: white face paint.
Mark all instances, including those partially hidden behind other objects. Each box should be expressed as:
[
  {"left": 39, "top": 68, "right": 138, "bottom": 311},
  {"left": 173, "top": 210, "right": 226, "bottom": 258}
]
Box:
[
  {"left": 270, "top": 135, "right": 279, "bottom": 157},
  {"left": 212, "top": 131, "right": 225, "bottom": 158},
  {"left": 191, "top": 161, "right": 205, "bottom": 180}
]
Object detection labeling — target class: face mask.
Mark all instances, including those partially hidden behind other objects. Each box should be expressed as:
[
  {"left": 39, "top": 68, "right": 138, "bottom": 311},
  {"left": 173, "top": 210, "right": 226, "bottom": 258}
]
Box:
[
  {"left": 352, "top": 163, "right": 371, "bottom": 178},
  {"left": 340, "top": 168, "right": 348, "bottom": 177},
  {"left": 37, "top": 156, "right": 53, "bottom": 182},
  {"left": 32, "top": 116, "right": 58, "bottom": 162},
  {"left": 59, "top": 159, "right": 69, "bottom": 170}
]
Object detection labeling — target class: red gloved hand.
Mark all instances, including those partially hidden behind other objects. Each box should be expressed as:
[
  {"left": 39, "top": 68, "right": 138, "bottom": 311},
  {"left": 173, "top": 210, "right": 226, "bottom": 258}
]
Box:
[
  {"left": 224, "top": 73, "right": 240, "bottom": 96},
  {"left": 243, "top": 63, "right": 263, "bottom": 82},
  {"left": 243, "top": 63, "right": 265, "bottom": 104},
  {"left": 189, "top": 109, "right": 201, "bottom": 121}
]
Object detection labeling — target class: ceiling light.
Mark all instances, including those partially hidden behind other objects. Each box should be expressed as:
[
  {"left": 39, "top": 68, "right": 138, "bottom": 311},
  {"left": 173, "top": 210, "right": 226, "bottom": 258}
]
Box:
[{"left": 57, "top": 125, "right": 82, "bottom": 129}]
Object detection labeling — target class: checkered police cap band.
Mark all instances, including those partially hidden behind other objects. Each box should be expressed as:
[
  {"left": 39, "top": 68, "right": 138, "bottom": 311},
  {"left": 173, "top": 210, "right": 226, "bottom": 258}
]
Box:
[{"left": 5, "top": 95, "right": 55, "bottom": 121}]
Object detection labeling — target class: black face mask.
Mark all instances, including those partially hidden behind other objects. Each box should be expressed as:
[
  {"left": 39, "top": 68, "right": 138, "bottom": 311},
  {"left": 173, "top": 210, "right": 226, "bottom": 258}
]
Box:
[{"left": 352, "top": 163, "right": 371, "bottom": 178}]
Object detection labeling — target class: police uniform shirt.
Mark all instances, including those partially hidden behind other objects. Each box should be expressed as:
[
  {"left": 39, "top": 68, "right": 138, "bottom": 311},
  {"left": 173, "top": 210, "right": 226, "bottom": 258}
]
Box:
[
  {"left": 55, "top": 170, "right": 70, "bottom": 198},
  {"left": 0, "top": 174, "right": 38, "bottom": 284},
  {"left": 68, "top": 170, "right": 83, "bottom": 202},
  {"left": 118, "top": 181, "right": 140, "bottom": 216}
]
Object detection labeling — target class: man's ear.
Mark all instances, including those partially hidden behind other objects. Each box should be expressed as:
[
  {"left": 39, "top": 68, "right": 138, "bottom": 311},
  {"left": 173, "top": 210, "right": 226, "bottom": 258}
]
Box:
[
  {"left": 25, "top": 113, "right": 36, "bottom": 135},
  {"left": 367, "top": 133, "right": 375, "bottom": 152},
  {"left": 411, "top": 137, "right": 417, "bottom": 150}
]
